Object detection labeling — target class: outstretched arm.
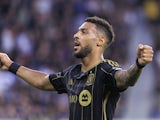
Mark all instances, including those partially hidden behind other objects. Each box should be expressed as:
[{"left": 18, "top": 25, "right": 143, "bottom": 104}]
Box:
[
  {"left": 0, "top": 53, "right": 54, "bottom": 91},
  {"left": 115, "top": 44, "right": 154, "bottom": 89}
]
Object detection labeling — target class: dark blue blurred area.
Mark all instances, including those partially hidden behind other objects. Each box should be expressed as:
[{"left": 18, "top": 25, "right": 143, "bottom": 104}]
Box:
[{"left": 0, "top": 0, "right": 160, "bottom": 119}]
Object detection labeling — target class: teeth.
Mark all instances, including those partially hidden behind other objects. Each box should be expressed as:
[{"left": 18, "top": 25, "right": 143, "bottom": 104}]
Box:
[
  {"left": 75, "top": 44, "right": 79, "bottom": 46},
  {"left": 74, "top": 41, "right": 80, "bottom": 46}
]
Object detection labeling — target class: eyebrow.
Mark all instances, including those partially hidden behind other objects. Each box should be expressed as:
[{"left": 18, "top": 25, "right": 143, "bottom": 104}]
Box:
[
  {"left": 79, "top": 28, "right": 88, "bottom": 31},
  {"left": 78, "top": 28, "right": 88, "bottom": 33}
]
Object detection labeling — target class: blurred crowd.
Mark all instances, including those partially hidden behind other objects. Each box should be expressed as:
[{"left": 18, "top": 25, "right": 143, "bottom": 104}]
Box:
[{"left": 0, "top": 0, "right": 160, "bottom": 119}]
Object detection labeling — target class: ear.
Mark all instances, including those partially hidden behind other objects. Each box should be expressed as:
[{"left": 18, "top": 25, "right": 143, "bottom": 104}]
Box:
[{"left": 96, "top": 37, "right": 106, "bottom": 47}]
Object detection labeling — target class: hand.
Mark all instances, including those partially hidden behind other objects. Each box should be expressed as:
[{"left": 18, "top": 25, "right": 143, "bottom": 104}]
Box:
[
  {"left": 137, "top": 44, "right": 154, "bottom": 66},
  {"left": 0, "top": 53, "right": 13, "bottom": 71}
]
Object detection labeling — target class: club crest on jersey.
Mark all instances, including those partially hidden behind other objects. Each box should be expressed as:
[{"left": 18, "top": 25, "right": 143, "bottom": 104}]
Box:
[
  {"left": 79, "top": 90, "right": 92, "bottom": 107},
  {"left": 86, "top": 73, "right": 95, "bottom": 86},
  {"left": 68, "top": 79, "right": 73, "bottom": 86}
]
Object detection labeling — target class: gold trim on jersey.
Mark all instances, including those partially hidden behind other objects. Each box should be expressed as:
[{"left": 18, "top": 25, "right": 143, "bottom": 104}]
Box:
[
  {"left": 91, "top": 66, "right": 97, "bottom": 120},
  {"left": 51, "top": 72, "right": 68, "bottom": 81},
  {"left": 81, "top": 106, "right": 83, "bottom": 120},
  {"left": 105, "top": 59, "right": 119, "bottom": 67},
  {"left": 72, "top": 79, "right": 84, "bottom": 119},
  {"left": 103, "top": 92, "right": 111, "bottom": 120},
  {"left": 101, "top": 67, "right": 113, "bottom": 76}
]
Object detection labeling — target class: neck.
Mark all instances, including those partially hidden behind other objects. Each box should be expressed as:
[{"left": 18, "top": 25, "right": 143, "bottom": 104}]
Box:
[{"left": 81, "top": 54, "right": 104, "bottom": 72}]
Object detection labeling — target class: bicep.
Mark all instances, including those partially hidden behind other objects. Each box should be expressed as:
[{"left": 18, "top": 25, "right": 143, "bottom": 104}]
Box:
[
  {"left": 114, "top": 70, "right": 129, "bottom": 90},
  {"left": 41, "top": 75, "right": 55, "bottom": 91}
]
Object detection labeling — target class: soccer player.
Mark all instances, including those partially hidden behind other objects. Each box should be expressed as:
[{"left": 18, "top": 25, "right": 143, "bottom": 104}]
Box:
[{"left": 0, "top": 16, "right": 153, "bottom": 120}]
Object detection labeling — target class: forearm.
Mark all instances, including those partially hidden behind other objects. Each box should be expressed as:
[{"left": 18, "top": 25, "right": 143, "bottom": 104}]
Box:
[
  {"left": 115, "top": 44, "right": 153, "bottom": 89},
  {"left": 115, "top": 63, "right": 143, "bottom": 88},
  {"left": 16, "top": 66, "right": 47, "bottom": 87},
  {"left": 9, "top": 63, "right": 54, "bottom": 90}
]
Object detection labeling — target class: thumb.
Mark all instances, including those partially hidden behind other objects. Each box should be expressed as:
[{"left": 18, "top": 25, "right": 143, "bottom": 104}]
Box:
[
  {"left": 137, "top": 44, "right": 144, "bottom": 58},
  {"left": 138, "top": 44, "right": 144, "bottom": 50}
]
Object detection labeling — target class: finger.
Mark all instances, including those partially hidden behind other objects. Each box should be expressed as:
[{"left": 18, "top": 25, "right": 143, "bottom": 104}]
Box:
[
  {"left": 140, "top": 51, "right": 154, "bottom": 57},
  {"left": 143, "top": 45, "right": 152, "bottom": 49},
  {"left": 141, "top": 47, "right": 154, "bottom": 56},
  {"left": 140, "top": 52, "right": 153, "bottom": 61}
]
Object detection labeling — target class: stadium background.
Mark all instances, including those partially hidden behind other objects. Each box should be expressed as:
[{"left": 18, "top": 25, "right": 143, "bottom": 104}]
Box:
[{"left": 0, "top": 0, "right": 160, "bottom": 119}]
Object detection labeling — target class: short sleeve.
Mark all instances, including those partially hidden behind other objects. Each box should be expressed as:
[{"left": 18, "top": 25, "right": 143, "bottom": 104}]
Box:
[
  {"left": 101, "top": 60, "right": 122, "bottom": 91},
  {"left": 49, "top": 72, "right": 67, "bottom": 94},
  {"left": 105, "top": 59, "right": 122, "bottom": 76}
]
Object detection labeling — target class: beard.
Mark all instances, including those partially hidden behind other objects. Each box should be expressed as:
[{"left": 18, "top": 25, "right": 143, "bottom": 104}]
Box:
[{"left": 74, "top": 45, "right": 92, "bottom": 58}]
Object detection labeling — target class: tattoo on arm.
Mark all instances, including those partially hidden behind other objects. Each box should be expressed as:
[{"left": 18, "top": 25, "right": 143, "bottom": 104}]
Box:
[{"left": 115, "top": 64, "right": 142, "bottom": 89}]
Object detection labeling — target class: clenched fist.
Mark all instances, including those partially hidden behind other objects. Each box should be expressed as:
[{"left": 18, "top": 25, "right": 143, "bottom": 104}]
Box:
[
  {"left": 0, "top": 53, "right": 13, "bottom": 71},
  {"left": 137, "top": 44, "right": 154, "bottom": 67}
]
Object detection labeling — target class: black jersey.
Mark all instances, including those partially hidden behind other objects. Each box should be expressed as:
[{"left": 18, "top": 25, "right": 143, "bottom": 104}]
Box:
[{"left": 49, "top": 60, "right": 124, "bottom": 120}]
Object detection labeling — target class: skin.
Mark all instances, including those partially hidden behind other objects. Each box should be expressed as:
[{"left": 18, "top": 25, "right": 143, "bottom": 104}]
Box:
[{"left": 0, "top": 22, "right": 154, "bottom": 91}]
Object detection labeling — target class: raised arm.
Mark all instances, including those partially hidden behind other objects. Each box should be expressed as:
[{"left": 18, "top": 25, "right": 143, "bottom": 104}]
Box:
[
  {"left": 115, "top": 44, "right": 154, "bottom": 89},
  {"left": 0, "top": 53, "right": 54, "bottom": 91}
]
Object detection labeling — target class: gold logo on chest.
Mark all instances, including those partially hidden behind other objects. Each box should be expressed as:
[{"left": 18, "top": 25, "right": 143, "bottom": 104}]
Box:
[
  {"left": 79, "top": 90, "right": 92, "bottom": 107},
  {"left": 86, "top": 73, "right": 95, "bottom": 86}
]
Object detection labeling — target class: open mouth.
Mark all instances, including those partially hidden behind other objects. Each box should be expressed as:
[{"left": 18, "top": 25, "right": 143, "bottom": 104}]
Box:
[{"left": 74, "top": 41, "right": 80, "bottom": 50}]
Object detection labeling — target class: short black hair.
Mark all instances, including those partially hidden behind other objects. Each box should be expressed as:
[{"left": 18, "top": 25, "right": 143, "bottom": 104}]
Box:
[{"left": 85, "top": 16, "right": 115, "bottom": 47}]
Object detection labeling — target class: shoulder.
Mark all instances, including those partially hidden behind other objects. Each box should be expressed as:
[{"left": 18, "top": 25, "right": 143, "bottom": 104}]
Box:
[
  {"left": 63, "top": 63, "right": 81, "bottom": 75},
  {"left": 102, "top": 59, "right": 120, "bottom": 68},
  {"left": 100, "top": 59, "right": 121, "bottom": 75}
]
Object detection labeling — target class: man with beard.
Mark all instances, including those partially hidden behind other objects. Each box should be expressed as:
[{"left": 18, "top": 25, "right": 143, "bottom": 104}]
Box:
[{"left": 0, "top": 16, "right": 153, "bottom": 120}]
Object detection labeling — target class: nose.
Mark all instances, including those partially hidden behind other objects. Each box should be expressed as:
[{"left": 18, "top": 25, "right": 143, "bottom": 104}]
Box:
[{"left": 74, "top": 32, "right": 79, "bottom": 40}]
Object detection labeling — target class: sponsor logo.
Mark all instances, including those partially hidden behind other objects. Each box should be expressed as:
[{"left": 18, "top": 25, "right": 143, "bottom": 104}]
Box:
[{"left": 79, "top": 90, "right": 92, "bottom": 106}]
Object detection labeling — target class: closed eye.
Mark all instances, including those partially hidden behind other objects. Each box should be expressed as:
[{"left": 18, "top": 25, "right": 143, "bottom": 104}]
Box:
[{"left": 80, "top": 28, "right": 88, "bottom": 34}]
